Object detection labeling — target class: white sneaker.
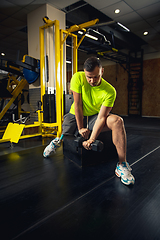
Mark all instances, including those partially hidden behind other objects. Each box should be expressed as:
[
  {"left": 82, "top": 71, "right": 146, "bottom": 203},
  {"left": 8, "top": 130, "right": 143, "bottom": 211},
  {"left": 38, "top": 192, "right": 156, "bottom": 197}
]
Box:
[
  {"left": 43, "top": 137, "right": 61, "bottom": 157},
  {"left": 115, "top": 162, "right": 135, "bottom": 185}
]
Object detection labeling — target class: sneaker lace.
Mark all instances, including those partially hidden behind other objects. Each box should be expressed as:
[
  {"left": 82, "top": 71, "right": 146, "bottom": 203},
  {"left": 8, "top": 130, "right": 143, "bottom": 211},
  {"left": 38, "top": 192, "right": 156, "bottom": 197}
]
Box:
[
  {"left": 126, "top": 163, "right": 132, "bottom": 171},
  {"left": 123, "top": 163, "right": 133, "bottom": 177},
  {"left": 52, "top": 138, "right": 61, "bottom": 147}
]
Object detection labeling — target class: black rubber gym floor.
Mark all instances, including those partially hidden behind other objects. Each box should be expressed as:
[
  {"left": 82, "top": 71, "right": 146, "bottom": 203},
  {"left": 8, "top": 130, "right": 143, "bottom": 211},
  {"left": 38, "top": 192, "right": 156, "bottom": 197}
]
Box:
[{"left": 1, "top": 116, "right": 160, "bottom": 240}]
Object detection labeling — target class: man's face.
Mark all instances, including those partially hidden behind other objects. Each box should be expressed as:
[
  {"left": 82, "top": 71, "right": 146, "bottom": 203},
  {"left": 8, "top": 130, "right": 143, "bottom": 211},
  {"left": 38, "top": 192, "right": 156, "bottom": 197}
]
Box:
[{"left": 84, "top": 66, "right": 104, "bottom": 87}]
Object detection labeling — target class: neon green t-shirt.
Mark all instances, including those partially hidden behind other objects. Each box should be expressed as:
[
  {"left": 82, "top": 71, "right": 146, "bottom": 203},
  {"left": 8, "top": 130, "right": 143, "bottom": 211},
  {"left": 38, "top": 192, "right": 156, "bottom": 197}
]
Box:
[{"left": 70, "top": 71, "right": 116, "bottom": 116}]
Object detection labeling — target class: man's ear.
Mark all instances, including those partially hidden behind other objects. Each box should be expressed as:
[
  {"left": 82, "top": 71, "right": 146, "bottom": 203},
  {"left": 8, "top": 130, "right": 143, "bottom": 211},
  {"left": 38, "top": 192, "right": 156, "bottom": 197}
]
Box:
[{"left": 101, "top": 68, "right": 104, "bottom": 76}]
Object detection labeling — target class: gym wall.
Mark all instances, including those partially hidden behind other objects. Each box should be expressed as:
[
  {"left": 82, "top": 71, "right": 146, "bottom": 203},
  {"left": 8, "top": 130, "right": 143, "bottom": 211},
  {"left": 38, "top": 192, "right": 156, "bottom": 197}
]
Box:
[
  {"left": 142, "top": 58, "right": 160, "bottom": 117},
  {"left": 102, "top": 63, "right": 128, "bottom": 116},
  {"left": 103, "top": 57, "right": 160, "bottom": 117}
]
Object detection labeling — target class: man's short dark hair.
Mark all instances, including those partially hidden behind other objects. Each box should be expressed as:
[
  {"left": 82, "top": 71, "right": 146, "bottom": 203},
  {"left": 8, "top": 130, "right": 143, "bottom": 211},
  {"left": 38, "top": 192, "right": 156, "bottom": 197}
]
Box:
[{"left": 84, "top": 57, "right": 102, "bottom": 72}]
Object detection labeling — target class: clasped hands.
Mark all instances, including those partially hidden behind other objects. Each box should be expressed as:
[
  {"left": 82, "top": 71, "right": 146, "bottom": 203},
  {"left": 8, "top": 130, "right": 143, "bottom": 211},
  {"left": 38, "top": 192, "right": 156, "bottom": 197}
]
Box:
[{"left": 78, "top": 128, "right": 95, "bottom": 150}]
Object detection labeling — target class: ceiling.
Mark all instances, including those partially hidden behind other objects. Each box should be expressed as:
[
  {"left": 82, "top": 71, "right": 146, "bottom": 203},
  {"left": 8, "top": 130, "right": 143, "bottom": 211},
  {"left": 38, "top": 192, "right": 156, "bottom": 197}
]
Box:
[{"left": 0, "top": 0, "right": 160, "bottom": 62}]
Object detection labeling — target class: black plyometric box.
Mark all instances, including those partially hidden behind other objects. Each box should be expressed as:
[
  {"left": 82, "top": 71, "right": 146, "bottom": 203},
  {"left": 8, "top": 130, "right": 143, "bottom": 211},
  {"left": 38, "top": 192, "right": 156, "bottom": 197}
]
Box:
[{"left": 63, "top": 131, "right": 118, "bottom": 167}]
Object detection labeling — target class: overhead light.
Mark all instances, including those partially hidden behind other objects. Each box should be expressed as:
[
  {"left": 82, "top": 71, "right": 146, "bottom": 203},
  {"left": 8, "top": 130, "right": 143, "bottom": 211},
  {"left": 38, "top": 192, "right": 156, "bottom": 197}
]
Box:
[
  {"left": 78, "top": 30, "right": 98, "bottom": 40},
  {"left": 117, "top": 22, "right": 130, "bottom": 32},
  {"left": 115, "top": 9, "right": 120, "bottom": 14},
  {"left": 85, "top": 33, "right": 98, "bottom": 41},
  {"left": 66, "top": 60, "right": 71, "bottom": 64},
  {"left": 143, "top": 31, "right": 149, "bottom": 36},
  {"left": 86, "top": 28, "right": 110, "bottom": 43},
  {"left": 78, "top": 28, "right": 110, "bottom": 43},
  {"left": 1, "top": 52, "right": 5, "bottom": 56}
]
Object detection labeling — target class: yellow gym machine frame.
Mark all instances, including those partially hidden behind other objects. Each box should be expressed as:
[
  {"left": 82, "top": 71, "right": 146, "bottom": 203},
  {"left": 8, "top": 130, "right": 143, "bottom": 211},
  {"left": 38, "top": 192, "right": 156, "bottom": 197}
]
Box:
[
  {"left": 39, "top": 17, "right": 99, "bottom": 138},
  {"left": 0, "top": 18, "right": 99, "bottom": 144},
  {"left": 0, "top": 74, "right": 27, "bottom": 122}
]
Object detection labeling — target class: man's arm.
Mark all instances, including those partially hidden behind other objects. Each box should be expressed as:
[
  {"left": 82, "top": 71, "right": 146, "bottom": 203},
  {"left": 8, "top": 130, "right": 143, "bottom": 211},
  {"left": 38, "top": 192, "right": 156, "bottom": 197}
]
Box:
[
  {"left": 90, "top": 105, "right": 112, "bottom": 140},
  {"left": 83, "top": 105, "right": 112, "bottom": 150},
  {"left": 72, "top": 91, "right": 90, "bottom": 139}
]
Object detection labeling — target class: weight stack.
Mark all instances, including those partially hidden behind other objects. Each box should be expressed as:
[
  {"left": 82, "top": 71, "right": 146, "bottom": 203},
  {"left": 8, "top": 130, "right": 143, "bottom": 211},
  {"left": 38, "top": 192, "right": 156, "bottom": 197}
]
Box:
[{"left": 43, "top": 94, "right": 56, "bottom": 123}]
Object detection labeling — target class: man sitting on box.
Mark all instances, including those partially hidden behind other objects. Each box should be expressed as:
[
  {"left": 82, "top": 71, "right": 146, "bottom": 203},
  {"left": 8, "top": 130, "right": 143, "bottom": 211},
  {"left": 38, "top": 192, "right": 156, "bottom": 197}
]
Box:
[{"left": 43, "top": 57, "right": 135, "bottom": 186}]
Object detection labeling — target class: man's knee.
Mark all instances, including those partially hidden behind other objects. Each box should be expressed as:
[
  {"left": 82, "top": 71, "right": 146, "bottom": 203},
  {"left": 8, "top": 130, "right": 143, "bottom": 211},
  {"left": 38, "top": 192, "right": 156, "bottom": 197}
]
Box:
[{"left": 107, "top": 115, "right": 124, "bottom": 130}]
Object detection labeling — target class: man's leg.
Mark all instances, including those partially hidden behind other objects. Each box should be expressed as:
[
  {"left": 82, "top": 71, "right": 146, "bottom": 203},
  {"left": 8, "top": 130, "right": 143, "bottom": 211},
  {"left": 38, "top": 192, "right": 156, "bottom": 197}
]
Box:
[
  {"left": 62, "top": 113, "right": 77, "bottom": 136},
  {"left": 43, "top": 113, "right": 77, "bottom": 157},
  {"left": 83, "top": 114, "right": 134, "bottom": 185},
  {"left": 86, "top": 114, "right": 127, "bottom": 163},
  {"left": 104, "top": 114, "right": 135, "bottom": 185},
  {"left": 105, "top": 114, "right": 127, "bottom": 164}
]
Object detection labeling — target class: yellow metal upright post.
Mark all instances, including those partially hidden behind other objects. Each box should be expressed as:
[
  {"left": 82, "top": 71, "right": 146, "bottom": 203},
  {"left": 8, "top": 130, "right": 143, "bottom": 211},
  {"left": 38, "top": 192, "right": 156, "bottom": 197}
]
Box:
[
  {"left": 54, "top": 20, "right": 62, "bottom": 137},
  {"left": 60, "top": 30, "right": 77, "bottom": 118},
  {"left": 73, "top": 34, "right": 78, "bottom": 74},
  {"left": 39, "top": 26, "right": 45, "bottom": 121},
  {"left": 60, "top": 29, "right": 64, "bottom": 119}
]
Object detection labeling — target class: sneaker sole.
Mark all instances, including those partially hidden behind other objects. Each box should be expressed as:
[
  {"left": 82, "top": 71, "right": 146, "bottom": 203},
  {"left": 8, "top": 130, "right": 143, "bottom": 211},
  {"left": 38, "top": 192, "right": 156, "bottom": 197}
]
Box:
[
  {"left": 115, "top": 170, "right": 120, "bottom": 178},
  {"left": 115, "top": 169, "right": 135, "bottom": 185},
  {"left": 43, "top": 151, "right": 54, "bottom": 158},
  {"left": 43, "top": 154, "right": 49, "bottom": 158},
  {"left": 121, "top": 177, "right": 135, "bottom": 185}
]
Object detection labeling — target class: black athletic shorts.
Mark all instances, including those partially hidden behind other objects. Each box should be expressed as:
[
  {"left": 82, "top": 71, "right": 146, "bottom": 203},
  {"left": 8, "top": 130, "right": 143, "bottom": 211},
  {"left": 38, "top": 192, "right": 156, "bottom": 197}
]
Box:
[{"left": 62, "top": 113, "right": 98, "bottom": 136}]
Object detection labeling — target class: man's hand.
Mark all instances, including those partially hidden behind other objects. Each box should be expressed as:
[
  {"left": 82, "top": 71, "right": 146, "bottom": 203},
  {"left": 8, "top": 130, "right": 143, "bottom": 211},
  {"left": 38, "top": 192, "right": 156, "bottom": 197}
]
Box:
[
  {"left": 82, "top": 139, "right": 95, "bottom": 150},
  {"left": 79, "top": 128, "right": 90, "bottom": 139}
]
